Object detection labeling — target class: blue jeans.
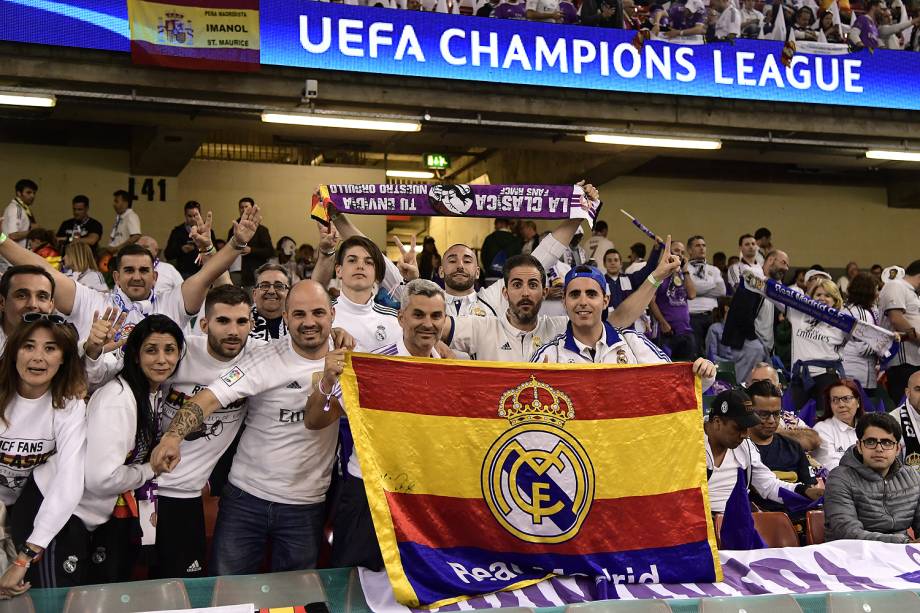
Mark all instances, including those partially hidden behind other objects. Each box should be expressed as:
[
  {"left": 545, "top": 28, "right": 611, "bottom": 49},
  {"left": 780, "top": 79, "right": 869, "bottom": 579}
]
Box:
[{"left": 211, "top": 482, "right": 325, "bottom": 576}]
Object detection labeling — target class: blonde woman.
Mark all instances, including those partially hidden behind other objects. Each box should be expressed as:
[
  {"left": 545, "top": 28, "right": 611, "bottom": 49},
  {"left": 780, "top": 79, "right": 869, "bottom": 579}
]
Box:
[
  {"left": 62, "top": 242, "right": 108, "bottom": 292},
  {"left": 781, "top": 279, "right": 848, "bottom": 416}
]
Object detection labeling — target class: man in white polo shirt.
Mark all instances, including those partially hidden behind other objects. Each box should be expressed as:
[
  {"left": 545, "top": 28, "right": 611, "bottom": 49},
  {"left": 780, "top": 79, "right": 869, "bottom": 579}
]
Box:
[
  {"left": 153, "top": 285, "right": 256, "bottom": 579},
  {"left": 151, "top": 280, "right": 350, "bottom": 574},
  {"left": 687, "top": 235, "right": 726, "bottom": 358},
  {"left": 304, "top": 278, "right": 449, "bottom": 571}
]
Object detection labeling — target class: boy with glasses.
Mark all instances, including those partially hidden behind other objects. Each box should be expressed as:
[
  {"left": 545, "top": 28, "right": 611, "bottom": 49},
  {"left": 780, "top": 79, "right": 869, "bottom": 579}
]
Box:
[{"left": 825, "top": 413, "right": 920, "bottom": 543}]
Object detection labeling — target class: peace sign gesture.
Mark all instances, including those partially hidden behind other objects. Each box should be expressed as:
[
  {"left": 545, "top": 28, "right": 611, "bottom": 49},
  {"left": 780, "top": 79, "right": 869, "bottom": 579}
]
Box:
[
  {"left": 84, "top": 307, "right": 129, "bottom": 360},
  {"left": 188, "top": 208, "right": 214, "bottom": 252},
  {"left": 393, "top": 235, "right": 419, "bottom": 281}
]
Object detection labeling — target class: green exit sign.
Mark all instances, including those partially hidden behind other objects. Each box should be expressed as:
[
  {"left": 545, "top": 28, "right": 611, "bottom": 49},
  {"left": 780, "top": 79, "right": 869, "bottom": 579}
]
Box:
[{"left": 424, "top": 153, "right": 450, "bottom": 170}]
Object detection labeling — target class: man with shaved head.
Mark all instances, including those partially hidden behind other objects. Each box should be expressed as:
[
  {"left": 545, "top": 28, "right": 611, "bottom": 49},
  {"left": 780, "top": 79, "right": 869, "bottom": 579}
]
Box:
[
  {"left": 137, "top": 234, "right": 184, "bottom": 294},
  {"left": 151, "top": 280, "right": 352, "bottom": 574}
]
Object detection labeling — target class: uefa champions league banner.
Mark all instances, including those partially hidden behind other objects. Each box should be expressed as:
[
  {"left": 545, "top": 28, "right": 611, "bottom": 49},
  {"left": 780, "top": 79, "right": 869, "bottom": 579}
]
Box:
[
  {"left": 261, "top": 0, "right": 920, "bottom": 111},
  {"left": 361, "top": 541, "right": 920, "bottom": 611}
]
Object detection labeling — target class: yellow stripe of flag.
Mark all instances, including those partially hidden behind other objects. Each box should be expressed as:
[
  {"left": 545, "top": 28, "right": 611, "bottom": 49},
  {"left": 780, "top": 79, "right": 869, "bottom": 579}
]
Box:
[{"left": 353, "top": 408, "right": 706, "bottom": 500}]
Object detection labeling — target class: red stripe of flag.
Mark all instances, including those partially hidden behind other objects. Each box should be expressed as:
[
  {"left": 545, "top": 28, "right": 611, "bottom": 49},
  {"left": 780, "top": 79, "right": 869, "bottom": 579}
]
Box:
[
  {"left": 386, "top": 488, "right": 709, "bottom": 554},
  {"left": 351, "top": 357, "right": 696, "bottom": 420}
]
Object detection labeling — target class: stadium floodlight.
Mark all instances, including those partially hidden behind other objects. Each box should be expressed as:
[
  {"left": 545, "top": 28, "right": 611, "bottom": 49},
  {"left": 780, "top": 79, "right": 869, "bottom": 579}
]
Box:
[
  {"left": 865, "top": 149, "right": 920, "bottom": 162},
  {"left": 261, "top": 112, "right": 421, "bottom": 132},
  {"left": 385, "top": 169, "right": 435, "bottom": 179},
  {"left": 0, "top": 93, "right": 56, "bottom": 108},
  {"left": 585, "top": 133, "right": 722, "bottom": 150}
]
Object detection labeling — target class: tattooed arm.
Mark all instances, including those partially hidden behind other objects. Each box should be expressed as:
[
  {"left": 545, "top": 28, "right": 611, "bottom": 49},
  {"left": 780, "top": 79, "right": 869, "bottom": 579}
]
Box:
[{"left": 150, "top": 390, "right": 221, "bottom": 474}]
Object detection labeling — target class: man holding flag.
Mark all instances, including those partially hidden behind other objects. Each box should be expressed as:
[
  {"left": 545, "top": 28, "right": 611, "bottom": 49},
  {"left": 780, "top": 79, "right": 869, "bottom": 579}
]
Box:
[{"left": 304, "top": 279, "right": 450, "bottom": 571}]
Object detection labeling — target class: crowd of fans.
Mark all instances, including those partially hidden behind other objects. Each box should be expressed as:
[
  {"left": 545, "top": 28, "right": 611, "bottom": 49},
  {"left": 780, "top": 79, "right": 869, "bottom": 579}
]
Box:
[
  {"left": 322, "top": 0, "right": 920, "bottom": 51},
  {"left": 0, "top": 175, "right": 918, "bottom": 600}
]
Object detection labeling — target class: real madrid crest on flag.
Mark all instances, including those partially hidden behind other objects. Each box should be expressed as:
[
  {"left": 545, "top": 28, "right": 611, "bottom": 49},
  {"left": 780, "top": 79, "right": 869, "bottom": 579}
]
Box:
[{"left": 482, "top": 376, "right": 594, "bottom": 544}]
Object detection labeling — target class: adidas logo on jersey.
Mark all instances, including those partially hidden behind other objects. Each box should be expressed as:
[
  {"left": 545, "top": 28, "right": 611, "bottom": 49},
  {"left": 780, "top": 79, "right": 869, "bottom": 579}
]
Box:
[
  {"left": 500, "top": 342, "right": 512, "bottom": 350},
  {"left": 286, "top": 381, "right": 302, "bottom": 389},
  {"left": 186, "top": 560, "right": 202, "bottom": 573}
]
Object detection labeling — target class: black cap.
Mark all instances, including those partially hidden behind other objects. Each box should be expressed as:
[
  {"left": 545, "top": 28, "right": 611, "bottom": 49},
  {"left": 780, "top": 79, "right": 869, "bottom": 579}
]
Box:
[{"left": 712, "top": 389, "right": 761, "bottom": 428}]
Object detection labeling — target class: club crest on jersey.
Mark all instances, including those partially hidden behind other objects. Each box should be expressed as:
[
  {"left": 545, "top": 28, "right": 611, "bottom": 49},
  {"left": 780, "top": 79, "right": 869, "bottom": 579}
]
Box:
[
  {"left": 221, "top": 366, "right": 244, "bottom": 387},
  {"left": 482, "top": 376, "right": 594, "bottom": 544},
  {"left": 471, "top": 306, "right": 487, "bottom": 317},
  {"left": 375, "top": 325, "right": 386, "bottom": 341},
  {"left": 616, "top": 349, "right": 628, "bottom": 364}
]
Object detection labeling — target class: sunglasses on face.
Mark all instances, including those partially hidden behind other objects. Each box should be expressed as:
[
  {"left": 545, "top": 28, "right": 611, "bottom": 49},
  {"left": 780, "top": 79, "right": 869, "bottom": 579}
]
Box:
[{"left": 22, "top": 312, "right": 66, "bottom": 325}]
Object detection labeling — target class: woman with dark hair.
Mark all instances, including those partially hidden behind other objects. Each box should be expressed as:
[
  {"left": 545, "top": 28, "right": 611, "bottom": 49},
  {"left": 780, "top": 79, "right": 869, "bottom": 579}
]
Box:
[
  {"left": 814, "top": 379, "right": 866, "bottom": 471},
  {"left": 74, "top": 314, "right": 184, "bottom": 584},
  {"left": 842, "top": 272, "right": 883, "bottom": 396},
  {"left": 416, "top": 236, "right": 440, "bottom": 281},
  {"left": 0, "top": 316, "right": 86, "bottom": 595}
]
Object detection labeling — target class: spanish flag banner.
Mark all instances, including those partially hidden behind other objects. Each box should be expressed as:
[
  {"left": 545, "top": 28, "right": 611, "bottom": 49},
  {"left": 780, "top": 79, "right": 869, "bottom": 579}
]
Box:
[
  {"left": 341, "top": 355, "right": 721, "bottom": 608},
  {"left": 127, "top": 0, "right": 259, "bottom": 72}
]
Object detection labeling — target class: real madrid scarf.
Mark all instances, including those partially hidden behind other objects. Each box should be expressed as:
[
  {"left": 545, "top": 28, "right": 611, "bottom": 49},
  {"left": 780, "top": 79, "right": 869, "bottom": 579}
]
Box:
[
  {"left": 249, "top": 304, "right": 288, "bottom": 342},
  {"left": 311, "top": 183, "right": 599, "bottom": 227},
  {"left": 741, "top": 270, "right": 897, "bottom": 356},
  {"left": 898, "top": 404, "right": 920, "bottom": 470}
]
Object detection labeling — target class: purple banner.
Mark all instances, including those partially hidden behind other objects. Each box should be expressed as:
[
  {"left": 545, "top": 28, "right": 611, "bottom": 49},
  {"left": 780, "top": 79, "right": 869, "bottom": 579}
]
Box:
[{"left": 314, "top": 184, "right": 595, "bottom": 221}]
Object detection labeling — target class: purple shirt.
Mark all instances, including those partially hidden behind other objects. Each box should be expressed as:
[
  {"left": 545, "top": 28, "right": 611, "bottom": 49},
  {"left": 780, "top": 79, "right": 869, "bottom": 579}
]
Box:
[
  {"left": 656, "top": 274, "right": 692, "bottom": 336},
  {"left": 854, "top": 14, "right": 879, "bottom": 49},
  {"left": 668, "top": 1, "right": 705, "bottom": 30}
]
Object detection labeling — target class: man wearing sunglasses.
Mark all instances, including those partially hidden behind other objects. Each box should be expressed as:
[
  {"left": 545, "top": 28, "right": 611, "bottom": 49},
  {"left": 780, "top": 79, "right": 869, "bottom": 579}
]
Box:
[
  {"left": 0, "top": 264, "right": 56, "bottom": 351},
  {"left": 745, "top": 380, "right": 821, "bottom": 514},
  {"left": 825, "top": 413, "right": 920, "bottom": 543}
]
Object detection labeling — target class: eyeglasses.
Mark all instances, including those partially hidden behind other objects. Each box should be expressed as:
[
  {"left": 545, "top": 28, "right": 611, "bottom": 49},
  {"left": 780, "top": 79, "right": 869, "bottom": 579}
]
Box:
[
  {"left": 255, "top": 282, "right": 290, "bottom": 293},
  {"left": 830, "top": 394, "right": 857, "bottom": 405},
  {"left": 861, "top": 438, "right": 898, "bottom": 450},
  {"left": 754, "top": 410, "right": 781, "bottom": 421},
  {"left": 22, "top": 312, "right": 67, "bottom": 325}
]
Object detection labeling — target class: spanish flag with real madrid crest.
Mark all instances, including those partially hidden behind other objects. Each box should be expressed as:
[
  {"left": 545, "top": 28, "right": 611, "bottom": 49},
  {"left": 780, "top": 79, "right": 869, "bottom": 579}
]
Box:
[
  {"left": 340, "top": 354, "right": 722, "bottom": 608},
  {"left": 127, "top": 0, "right": 259, "bottom": 72}
]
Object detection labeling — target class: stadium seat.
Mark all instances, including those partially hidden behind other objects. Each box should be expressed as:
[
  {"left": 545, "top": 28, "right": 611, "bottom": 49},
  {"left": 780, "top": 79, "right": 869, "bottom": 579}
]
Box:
[
  {"left": 210, "top": 569, "right": 328, "bottom": 608},
  {"left": 565, "top": 599, "right": 672, "bottom": 611},
  {"left": 752, "top": 512, "right": 799, "bottom": 548},
  {"left": 699, "top": 594, "right": 803, "bottom": 612},
  {"left": 826, "top": 589, "right": 920, "bottom": 612},
  {"left": 62, "top": 579, "right": 190, "bottom": 612},
  {"left": 716, "top": 361, "right": 737, "bottom": 386},
  {"left": 805, "top": 510, "right": 825, "bottom": 545},
  {"left": 0, "top": 594, "right": 35, "bottom": 613}
]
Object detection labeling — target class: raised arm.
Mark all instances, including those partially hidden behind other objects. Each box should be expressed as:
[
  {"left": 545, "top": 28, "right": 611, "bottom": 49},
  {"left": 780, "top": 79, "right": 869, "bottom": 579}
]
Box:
[
  {"left": 608, "top": 236, "right": 680, "bottom": 329},
  {"left": 0, "top": 232, "right": 77, "bottom": 313},
  {"left": 181, "top": 206, "right": 261, "bottom": 315}
]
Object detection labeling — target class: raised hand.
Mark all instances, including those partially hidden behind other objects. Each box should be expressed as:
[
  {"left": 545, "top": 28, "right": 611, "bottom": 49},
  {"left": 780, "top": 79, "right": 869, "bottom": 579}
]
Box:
[
  {"left": 84, "top": 308, "right": 129, "bottom": 360},
  {"left": 188, "top": 209, "right": 214, "bottom": 252},
  {"left": 232, "top": 204, "right": 262, "bottom": 245},
  {"left": 653, "top": 235, "right": 681, "bottom": 279},
  {"left": 394, "top": 235, "right": 419, "bottom": 281},
  {"left": 317, "top": 221, "right": 340, "bottom": 253}
]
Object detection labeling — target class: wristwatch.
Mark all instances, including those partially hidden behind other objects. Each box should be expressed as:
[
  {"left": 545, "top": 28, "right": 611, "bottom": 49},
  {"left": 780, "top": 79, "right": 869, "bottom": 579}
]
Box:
[{"left": 18, "top": 543, "right": 40, "bottom": 562}]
